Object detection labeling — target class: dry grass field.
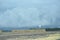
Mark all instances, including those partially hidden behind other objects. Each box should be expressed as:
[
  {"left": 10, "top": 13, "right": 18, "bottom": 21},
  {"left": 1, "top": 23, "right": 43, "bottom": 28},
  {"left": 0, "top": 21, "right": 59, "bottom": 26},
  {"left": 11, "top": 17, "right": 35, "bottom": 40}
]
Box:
[
  {"left": 0, "top": 30, "right": 60, "bottom": 40},
  {"left": 6, "top": 32, "right": 60, "bottom": 40}
]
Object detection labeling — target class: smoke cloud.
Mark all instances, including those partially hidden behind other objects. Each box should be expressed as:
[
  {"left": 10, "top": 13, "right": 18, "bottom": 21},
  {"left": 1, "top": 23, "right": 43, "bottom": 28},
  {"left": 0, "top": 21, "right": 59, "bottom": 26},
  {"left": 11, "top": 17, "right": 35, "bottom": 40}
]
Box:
[{"left": 0, "top": 0, "right": 60, "bottom": 27}]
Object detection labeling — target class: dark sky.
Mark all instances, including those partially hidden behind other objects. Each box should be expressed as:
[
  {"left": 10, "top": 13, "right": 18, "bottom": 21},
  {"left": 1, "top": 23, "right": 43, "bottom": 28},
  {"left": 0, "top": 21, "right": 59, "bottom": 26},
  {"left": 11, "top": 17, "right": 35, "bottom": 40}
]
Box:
[{"left": 0, "top": 0, "right": 60, "bottom": 27}]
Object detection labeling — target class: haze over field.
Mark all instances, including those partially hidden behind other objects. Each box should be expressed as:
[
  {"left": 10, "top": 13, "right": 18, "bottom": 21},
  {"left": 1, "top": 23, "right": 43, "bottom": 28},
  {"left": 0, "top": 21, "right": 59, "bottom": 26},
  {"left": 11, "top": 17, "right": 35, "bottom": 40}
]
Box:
[{"left": 0, "top": 0, "right": 60, "bottom": 27}]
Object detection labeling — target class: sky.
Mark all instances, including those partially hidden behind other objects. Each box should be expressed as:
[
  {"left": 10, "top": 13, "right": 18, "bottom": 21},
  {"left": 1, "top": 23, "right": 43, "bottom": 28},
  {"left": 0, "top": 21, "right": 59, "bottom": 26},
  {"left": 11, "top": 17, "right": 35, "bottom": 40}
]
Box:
[{"left": 0, "top": 0, "right": 60, "bottom": 27}]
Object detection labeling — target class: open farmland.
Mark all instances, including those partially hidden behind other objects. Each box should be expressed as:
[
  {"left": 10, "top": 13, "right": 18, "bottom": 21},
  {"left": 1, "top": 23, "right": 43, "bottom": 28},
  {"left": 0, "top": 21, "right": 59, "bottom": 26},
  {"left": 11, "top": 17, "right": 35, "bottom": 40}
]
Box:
[{"left": 0, "top": 29, "right": 60, "bottom": 40}]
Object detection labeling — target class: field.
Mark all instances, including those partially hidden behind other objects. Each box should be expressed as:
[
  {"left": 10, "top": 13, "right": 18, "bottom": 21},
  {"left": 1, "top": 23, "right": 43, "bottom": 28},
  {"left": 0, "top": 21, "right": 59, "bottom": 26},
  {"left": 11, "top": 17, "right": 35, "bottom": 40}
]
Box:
[{"left": 0, "top": 30, "right": 60, "bottom": 40}]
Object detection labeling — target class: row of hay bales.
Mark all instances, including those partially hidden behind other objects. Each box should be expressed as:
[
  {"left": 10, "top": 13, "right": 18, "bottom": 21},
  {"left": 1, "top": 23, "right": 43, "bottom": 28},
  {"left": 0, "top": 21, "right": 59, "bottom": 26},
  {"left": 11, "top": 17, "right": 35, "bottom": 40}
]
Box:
[{"left": 0, "top": 29, "right": 46, "bottom": 34}]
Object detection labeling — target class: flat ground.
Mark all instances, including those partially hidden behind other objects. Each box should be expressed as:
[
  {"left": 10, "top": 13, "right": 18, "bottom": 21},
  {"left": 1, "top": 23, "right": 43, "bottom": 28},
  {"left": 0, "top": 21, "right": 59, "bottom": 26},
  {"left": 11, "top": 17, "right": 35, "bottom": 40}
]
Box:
[{"left": 0, "top": 30, "right": 60, "bottom": 40}]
